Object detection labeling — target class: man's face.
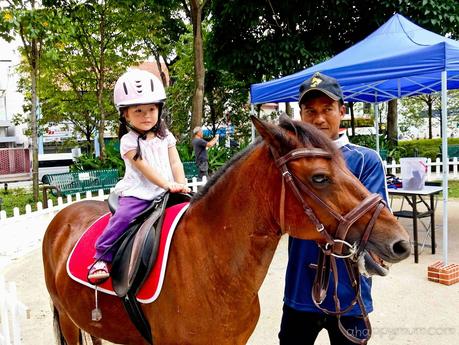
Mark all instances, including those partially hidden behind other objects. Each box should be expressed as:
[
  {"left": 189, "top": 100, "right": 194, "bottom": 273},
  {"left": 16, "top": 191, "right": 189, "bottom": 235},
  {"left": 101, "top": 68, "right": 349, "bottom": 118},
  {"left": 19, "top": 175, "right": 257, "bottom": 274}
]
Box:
[{"left": 299, "top": 94, "right": 345, "bottom": 140}]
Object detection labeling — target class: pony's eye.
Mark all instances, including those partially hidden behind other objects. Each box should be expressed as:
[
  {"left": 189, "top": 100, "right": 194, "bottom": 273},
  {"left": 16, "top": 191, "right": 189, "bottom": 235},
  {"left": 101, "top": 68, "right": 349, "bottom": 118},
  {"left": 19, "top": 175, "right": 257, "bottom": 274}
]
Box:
[{"left": 311, "top": 174, "right": 330, "bottom": 185}]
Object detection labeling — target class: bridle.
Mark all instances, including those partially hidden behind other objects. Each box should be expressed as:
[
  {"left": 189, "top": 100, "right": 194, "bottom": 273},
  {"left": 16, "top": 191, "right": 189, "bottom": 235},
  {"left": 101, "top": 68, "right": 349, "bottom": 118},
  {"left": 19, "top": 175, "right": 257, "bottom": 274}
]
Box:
[{"left": 272, "top": 147, "right": 387, "bottom": 345}]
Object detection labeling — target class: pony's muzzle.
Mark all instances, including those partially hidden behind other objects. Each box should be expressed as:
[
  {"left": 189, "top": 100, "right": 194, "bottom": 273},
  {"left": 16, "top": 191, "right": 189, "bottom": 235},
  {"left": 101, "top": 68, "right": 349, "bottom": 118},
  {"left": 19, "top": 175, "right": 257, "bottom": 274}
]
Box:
[{"left": 390, "top": 239, "right": 411, "bottom": 261}]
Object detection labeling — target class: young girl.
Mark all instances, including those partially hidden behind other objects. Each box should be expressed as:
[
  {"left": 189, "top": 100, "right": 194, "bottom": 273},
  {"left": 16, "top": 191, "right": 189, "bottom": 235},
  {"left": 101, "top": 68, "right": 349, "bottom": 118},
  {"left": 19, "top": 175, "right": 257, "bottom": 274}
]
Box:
[{"left": 88, "top": 69, "right": 190, "bottom": 283}]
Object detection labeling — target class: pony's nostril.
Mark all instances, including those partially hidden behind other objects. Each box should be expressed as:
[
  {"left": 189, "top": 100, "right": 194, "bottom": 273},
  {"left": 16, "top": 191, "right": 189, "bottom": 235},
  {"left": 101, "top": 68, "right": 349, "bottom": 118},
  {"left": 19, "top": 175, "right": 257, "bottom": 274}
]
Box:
[{"left": 392, "top": 240, "right": 411, "bottom": 258}]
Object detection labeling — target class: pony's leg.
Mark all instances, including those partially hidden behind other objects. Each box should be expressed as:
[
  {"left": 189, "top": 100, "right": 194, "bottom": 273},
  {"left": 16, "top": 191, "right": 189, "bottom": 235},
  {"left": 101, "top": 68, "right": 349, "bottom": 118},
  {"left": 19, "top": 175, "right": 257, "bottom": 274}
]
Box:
[{"left": 53, "top": 306, "right": 81, "bottom": 345}]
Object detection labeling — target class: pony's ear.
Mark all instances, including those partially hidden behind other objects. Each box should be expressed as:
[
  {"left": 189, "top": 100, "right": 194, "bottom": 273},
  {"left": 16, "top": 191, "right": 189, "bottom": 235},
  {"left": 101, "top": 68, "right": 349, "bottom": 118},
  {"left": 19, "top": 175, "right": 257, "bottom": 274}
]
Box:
[{"left": 251, "top": 115, "right": 295, "bottom": 153}]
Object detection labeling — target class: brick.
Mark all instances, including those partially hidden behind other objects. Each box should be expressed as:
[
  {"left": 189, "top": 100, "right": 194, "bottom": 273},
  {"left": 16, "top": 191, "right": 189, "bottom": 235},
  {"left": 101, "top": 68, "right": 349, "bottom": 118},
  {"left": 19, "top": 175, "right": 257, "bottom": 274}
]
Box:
[
  {"left": 428, "top": 261, "right": 459, "bottom": 286},
  {"left": 427, "top": 260, "right": 443, "bottom": 282}
]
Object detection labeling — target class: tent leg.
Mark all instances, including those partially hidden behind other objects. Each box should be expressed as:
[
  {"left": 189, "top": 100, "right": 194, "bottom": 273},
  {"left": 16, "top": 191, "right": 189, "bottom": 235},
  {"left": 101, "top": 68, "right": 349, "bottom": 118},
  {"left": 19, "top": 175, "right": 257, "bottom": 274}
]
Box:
[{"left": 441, "top": 70, "right": 448, "bottom": 265}]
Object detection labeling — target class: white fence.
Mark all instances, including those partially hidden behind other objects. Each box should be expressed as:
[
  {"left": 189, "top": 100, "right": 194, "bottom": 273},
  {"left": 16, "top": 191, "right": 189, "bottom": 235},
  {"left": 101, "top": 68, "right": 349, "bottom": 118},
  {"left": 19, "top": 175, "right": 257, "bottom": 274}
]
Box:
[
  {"left": 0, "top": 176, "right": 207, "bottom": 222},
  {"left": 384, "top": 157, "right": 459, "bottom": 180},
  {"left": 0, "top": 276, "right": 29, "bottom": 345}
]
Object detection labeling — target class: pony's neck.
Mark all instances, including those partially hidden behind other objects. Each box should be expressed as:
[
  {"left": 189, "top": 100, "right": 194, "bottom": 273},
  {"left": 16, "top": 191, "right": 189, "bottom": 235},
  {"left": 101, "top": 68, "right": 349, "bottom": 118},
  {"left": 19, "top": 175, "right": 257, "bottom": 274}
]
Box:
[{"left": 187, "top": 145, "right": 281, "bottom": 293}]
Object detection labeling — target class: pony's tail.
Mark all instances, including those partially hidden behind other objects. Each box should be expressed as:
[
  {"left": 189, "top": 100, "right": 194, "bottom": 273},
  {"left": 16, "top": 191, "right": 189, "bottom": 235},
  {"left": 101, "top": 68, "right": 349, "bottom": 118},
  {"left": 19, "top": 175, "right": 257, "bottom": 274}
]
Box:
[
  {"left": 52, "top": 305, "right": 68, "bottom": 345},
  {"left": 52, "top": 303, "right": 101, "bottom": 345}
]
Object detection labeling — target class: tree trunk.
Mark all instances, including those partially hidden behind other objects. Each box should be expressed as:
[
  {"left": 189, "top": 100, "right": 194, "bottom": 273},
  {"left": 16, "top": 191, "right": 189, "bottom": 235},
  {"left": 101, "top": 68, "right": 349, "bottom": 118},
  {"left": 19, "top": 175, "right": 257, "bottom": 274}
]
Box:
[
  {"left": 97, "top": 8, "right": 106, "bottom": 159},
  {"left": 285, "top": 102, "right": 293, "bottom": 117},
  {"left": 154, "top": 52, "right": 168, "bottom": 87},
  {"left": 189, "top": 0, "right": 206, "bottom": 134},
  {"left": 349, "top": 102, "right": 355, "bottom": 137},
  {"left": 363, "top": 103, "right": 372, "bottom": 116},
  {"left": 30, "top": 38, "right": 39, "bottom": 202},
  {"left": 387, "top": 99, "right": 398, "bottom": 150},
  {"left": 427, "top": 98, "right": 433, "bottom": 139}
]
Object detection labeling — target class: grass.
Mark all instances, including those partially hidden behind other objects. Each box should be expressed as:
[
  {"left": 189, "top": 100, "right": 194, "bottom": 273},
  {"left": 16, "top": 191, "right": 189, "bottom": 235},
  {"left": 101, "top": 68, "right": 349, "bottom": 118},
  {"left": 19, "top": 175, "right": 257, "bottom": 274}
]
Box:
[
  {"left": 1, "top": 181, "right": 459, "bottom": 218},
  {"left": 0, "top": 187, "right": 57, "bottom": 217}
]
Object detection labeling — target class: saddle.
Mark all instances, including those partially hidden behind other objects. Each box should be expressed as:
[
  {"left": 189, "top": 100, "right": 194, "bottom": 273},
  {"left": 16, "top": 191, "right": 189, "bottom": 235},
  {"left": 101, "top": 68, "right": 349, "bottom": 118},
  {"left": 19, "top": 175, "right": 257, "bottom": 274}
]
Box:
[{"left": 106, "top": 191, "right": 192, "bottom": 344}]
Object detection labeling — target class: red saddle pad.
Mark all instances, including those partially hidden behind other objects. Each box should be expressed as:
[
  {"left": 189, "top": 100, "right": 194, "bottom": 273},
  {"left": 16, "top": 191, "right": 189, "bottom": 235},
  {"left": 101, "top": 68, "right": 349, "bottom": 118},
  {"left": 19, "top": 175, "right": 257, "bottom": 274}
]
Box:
[{"left": 67, "top": 202, "right": 189, "bottom": 303}]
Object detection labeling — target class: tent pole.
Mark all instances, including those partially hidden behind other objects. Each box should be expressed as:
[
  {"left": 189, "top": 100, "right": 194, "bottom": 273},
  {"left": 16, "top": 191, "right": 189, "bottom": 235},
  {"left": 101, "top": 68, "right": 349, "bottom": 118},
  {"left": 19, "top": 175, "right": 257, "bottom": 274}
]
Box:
[
  {"left": 441, "top": 71, "right": 449, "bottom": 265},
  {"left": 251, "top": 104, "right": 256, "bottom": 143},
  {"left": 374, "top": 103, "right": 380, "bottom": 153}
]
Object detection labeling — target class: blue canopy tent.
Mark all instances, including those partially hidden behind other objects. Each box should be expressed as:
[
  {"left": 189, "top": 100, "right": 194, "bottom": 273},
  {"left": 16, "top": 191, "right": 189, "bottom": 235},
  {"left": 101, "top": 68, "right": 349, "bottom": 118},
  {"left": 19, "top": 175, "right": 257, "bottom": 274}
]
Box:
[{"left": 250, "top": 13, "right": 459, "bottom": 264}]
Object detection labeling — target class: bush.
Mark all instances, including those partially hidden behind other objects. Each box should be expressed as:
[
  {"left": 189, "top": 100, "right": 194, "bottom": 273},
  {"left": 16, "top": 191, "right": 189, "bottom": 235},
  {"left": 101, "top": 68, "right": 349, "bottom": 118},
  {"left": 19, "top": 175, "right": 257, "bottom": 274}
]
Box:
[
  {"left": 176, "top": 143, "right": 194, "bottom": 162},
  {"left": 71, "top": 141, "right": 125, "bottom": 176},
  {"left": 348, "top": 135, "right": 459, "bottom": 161}
]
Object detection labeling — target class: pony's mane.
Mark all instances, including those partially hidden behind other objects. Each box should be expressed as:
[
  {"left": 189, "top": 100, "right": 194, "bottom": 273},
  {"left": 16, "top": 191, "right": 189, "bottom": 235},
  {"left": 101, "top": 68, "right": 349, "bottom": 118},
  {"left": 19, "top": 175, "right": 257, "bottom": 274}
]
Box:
[
  {"left": 277, "top": 117, "right": 339, "bottom": 157},
  {"left": 191, "top": 117, "right": 339, "bottom": 203}
]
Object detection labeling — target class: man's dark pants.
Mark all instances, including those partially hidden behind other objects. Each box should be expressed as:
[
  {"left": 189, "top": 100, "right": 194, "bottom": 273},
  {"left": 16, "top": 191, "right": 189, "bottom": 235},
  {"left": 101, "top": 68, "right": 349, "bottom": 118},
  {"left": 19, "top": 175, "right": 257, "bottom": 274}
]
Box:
[{"left": 279, "top": 304, "right": 368, "bottom": 345}]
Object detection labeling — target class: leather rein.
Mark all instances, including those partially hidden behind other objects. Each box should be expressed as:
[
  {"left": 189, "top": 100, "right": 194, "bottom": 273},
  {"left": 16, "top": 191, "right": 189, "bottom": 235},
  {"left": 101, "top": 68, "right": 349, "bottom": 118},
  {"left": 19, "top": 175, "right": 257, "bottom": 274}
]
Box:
[{"left": 272, "top": 147, "right": 387, "bottom": 345}]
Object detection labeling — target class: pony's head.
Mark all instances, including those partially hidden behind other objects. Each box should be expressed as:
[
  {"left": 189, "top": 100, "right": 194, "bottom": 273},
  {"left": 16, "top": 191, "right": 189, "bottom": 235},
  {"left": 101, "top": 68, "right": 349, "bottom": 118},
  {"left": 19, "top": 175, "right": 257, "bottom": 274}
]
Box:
[{"left": 252, "top": 115, "right": 410, "bottom": 275}]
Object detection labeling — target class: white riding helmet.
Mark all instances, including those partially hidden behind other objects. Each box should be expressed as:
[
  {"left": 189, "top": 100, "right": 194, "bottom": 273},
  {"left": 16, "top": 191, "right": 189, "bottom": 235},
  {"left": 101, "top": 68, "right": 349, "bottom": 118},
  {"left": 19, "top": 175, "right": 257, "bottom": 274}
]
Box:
[{"left": 114, "top": 69, "right": 166, "bottom": 109}]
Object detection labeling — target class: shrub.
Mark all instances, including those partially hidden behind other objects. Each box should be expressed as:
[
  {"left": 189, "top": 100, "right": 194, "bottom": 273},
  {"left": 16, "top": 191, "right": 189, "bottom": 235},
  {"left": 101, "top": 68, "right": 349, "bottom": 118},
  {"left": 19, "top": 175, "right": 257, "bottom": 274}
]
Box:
[{"left": 71, "top": 141, "right": 124, "bottom": 176}]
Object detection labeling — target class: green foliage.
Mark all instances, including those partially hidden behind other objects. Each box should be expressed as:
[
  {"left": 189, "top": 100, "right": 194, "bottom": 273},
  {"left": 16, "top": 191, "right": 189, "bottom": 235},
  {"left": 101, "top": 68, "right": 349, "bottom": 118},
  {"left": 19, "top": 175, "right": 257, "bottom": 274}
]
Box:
[
  {"left": 0, "top": 187, "right": 57, "bottom": 217},
  {"left": 176, "top": 142, "right": 194, "bottom": 162},
  {"left": 167, "top": 28, "right": 195, "bottom": 138},
  {"left": 70, "top": 141, "right": 124, "bottom": 176},
  {"left": 398, "top": 138, "right": 459, "bottom": 160},
  {"left": 207, "top": 145, "right": 239, "bottom": 173},
  {"left": 209, "top": 1, "right": 402, "bottom": 86},
  {"left": 349, "top": 135, "right": 459, "bottom": 161}
]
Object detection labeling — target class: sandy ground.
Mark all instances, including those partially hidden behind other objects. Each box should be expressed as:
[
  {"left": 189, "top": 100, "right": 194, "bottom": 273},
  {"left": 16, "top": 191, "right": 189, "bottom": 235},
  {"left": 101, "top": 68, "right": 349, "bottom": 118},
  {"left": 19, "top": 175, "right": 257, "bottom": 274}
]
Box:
[{"left": 2, "top": 197, "right": 459, "bottom": 345}]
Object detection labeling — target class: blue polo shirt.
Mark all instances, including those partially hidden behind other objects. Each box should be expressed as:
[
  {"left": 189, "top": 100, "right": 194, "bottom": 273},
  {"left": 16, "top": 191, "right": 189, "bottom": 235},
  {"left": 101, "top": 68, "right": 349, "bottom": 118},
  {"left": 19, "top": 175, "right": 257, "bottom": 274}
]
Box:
[{"left": 283, "top": 134, "right": 389, "bottom": 316}]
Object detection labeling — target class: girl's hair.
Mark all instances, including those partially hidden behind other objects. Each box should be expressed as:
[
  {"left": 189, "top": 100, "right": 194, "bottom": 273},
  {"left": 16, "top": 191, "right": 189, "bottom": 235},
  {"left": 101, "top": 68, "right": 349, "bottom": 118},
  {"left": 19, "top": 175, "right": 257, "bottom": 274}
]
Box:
[{"left": 118, "top": 105, "right": 167, "bottom": 140}]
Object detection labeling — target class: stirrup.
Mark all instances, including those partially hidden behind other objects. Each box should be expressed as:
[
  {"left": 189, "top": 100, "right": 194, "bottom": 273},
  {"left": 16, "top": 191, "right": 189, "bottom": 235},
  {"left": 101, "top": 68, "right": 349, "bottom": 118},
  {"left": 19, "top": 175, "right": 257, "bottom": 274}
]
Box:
[{"left": 87, "top": 261, "right": 110, "bottom": 284}]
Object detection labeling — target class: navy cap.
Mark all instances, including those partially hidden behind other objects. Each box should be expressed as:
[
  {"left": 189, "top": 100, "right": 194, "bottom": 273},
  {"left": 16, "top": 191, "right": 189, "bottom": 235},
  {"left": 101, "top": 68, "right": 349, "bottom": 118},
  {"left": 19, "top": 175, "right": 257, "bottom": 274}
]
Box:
[{"left": 299, "top": 72, "right": 344, "bottom": 103}]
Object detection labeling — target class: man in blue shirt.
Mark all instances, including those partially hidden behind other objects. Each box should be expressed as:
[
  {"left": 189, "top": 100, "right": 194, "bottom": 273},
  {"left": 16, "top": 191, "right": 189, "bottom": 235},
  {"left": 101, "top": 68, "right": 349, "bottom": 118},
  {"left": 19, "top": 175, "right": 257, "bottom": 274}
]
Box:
[{"left": 279, "top": 72, "right": 389, "bottom": 344}]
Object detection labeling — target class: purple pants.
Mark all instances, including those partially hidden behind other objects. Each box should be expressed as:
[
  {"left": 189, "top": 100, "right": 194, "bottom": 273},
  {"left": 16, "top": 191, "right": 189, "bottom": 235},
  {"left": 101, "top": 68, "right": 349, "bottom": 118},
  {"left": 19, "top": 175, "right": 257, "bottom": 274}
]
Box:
[{"left": 95, "top": 196, "right": 151, "bottom": 262}]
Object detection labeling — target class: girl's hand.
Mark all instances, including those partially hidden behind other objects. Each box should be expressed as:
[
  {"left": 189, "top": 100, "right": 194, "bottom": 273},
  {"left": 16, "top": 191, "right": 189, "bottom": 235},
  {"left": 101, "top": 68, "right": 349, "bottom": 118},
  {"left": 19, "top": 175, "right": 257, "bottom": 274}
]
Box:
[{"left": 166, "top": 182, "right": 191, "bottom": 194}]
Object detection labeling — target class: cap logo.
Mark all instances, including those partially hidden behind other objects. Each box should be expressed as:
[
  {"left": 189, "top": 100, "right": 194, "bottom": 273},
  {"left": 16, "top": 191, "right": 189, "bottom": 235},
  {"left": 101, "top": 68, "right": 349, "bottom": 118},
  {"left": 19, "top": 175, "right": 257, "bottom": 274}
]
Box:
[{"left": 310, "top": 76, "right": 322, "bottom": 87}]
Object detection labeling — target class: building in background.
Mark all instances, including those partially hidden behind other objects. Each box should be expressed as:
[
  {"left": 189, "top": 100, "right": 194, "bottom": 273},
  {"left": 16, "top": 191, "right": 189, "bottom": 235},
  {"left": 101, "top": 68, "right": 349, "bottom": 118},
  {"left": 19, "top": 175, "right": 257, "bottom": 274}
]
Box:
[{"left": 0, "top": 36, "right": 30, "bottom": 182}]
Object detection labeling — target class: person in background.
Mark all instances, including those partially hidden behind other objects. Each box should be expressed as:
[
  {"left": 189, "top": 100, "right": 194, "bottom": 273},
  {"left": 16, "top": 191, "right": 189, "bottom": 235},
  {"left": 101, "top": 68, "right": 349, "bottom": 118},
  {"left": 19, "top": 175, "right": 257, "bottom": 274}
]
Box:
[
  {"left": 192, "top": 126, "right": 219, "bottom": 179},
  {"left": 279, "top": 72, "right": 389, "bottom": 344},
  {"left": 87, "top": 69, "right": 190, "bottom": 283}
]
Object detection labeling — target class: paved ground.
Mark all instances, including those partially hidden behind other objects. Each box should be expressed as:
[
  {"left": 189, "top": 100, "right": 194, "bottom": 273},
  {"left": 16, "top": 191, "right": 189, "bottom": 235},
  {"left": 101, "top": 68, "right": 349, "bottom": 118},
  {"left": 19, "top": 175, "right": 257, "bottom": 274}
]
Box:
[{"left": 1, "top": 197, "right": 459, "bottom": 344}]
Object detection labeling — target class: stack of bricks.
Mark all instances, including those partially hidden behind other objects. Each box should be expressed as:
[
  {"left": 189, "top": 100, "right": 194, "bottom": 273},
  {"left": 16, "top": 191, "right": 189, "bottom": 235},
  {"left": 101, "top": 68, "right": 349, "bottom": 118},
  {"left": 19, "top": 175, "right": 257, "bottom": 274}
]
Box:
[{"left": 427, "top": 260, "right": 459, "bottom": 286}]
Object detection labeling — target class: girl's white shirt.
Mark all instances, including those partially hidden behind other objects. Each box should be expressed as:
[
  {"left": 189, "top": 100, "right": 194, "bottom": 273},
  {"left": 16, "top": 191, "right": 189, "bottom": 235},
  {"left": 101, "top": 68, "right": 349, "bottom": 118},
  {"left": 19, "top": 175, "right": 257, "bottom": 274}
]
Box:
[{"left": 114, "top": 130, "right": 176, "bottom": 200}]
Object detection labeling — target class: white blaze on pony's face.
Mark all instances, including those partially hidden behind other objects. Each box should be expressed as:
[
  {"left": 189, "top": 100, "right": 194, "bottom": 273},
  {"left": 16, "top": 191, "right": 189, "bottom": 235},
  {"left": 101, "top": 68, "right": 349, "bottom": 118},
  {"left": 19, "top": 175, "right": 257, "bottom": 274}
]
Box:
[{"left": 252, "top": 115, "right": 411, "bottom": 275}]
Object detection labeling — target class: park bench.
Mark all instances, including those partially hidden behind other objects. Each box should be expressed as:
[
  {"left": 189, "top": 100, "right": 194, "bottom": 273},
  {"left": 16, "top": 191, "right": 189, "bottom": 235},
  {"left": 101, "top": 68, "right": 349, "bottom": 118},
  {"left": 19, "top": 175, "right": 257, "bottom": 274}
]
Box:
[
  {"left": 437, "top": 144, "right": 459, "bottom": 159},
  {"left": 41, "top": 168, "right": 119, "bottom": 204},
  {"left": 447, "top": 144, "right": 459, "bottom": 158},
  {"left": 183, "top": 161, "right": 199, "bottom": 179}
]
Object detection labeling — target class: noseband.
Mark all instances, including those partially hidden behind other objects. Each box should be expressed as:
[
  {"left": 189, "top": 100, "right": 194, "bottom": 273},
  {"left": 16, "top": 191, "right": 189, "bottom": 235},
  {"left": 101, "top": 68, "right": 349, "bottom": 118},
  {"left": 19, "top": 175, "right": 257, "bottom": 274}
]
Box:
[{"left": 272, "top": 147, "right": 387, "bottom": 345}]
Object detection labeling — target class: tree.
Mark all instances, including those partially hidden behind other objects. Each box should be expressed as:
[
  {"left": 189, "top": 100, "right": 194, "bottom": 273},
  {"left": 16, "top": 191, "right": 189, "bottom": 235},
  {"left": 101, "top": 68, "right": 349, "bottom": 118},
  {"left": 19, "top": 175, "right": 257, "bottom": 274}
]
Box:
[
  {"left": 167, "top": 29, "right": 195, "bottom": 138},
  {"left": 43, "top": 0, "right": 149, "bottom": 159},
  {"left": 387, "top": 99, "right": 398, "bottom": 149},
  {"left": 181, "top": 0, "right": 208, "bottom": 134},
  {"left": 0, "top": 0, "right": 52, "bottom": 201}
]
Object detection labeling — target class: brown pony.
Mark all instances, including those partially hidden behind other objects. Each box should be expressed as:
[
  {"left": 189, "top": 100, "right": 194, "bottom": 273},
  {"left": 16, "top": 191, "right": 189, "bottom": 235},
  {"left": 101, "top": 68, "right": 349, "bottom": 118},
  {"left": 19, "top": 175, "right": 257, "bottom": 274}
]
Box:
[{"left": 42, "top": 117, "right": 410, "bottom": 345}]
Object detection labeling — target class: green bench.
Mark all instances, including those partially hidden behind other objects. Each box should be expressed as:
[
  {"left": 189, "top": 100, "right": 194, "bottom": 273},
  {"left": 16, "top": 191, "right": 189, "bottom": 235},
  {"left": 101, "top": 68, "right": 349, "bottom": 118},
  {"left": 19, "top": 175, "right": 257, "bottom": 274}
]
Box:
[
  {"left": 183, "top": 161, "right": 199, "bottom": 179},
  {"left": 448, "top": 144, "right": 459, "bottom": 158},
  {"left": 438, "top": 144, "right": 459, "bottom": 159},
  {"left": 42, "top": 169, "right": 119, "bottom": 204}
]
